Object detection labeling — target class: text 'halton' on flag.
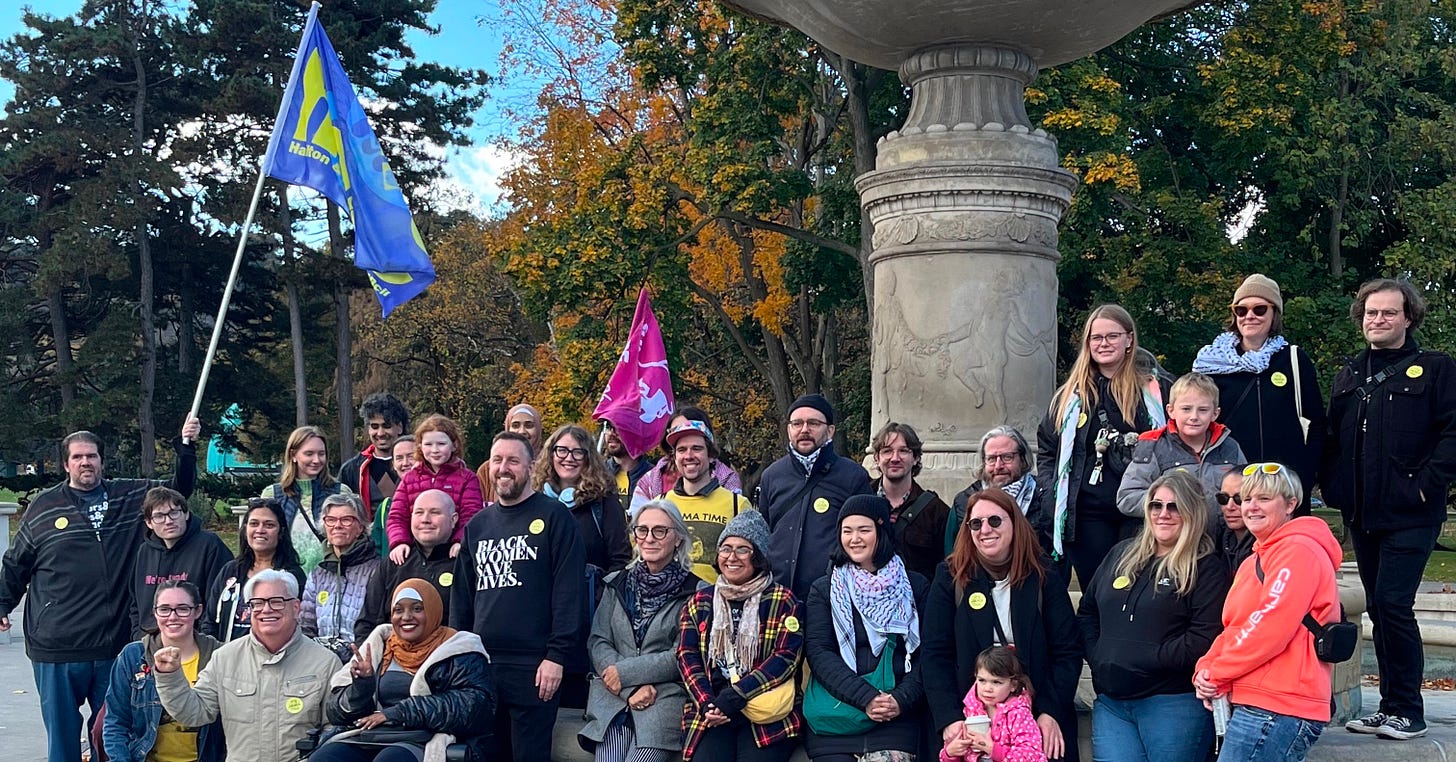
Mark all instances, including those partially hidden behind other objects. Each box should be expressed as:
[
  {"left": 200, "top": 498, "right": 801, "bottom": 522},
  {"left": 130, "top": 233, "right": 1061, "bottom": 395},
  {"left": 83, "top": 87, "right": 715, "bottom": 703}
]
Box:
[
  {"left": 261, "top": 3, "right": 435, "bottom": 317},
  {"left": 593, "top": 289, "right": 675, "bottom": 459}
]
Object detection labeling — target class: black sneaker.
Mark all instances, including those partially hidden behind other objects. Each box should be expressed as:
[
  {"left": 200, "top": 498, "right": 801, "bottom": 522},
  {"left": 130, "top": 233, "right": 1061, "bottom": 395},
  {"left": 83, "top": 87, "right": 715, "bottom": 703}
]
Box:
[
  {"left": 1376, "top": 716, "right": 1428, "bottom": 740},
  {"left": 1346, "top": 711, "right": 1389, "bottom": 734}
]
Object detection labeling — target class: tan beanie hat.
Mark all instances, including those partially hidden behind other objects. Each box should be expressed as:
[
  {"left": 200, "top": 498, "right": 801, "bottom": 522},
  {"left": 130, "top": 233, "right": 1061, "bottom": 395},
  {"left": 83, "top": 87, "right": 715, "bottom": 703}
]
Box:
[{"left": 1231, "top": 274, "right": 1283, "bottom": 312}]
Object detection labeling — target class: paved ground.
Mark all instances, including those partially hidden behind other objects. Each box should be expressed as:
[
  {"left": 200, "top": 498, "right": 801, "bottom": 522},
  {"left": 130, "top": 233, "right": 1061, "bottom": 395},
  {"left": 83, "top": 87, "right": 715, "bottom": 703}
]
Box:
[{"left": 3, "top": 605, "right": 1455, "bottom": 762}]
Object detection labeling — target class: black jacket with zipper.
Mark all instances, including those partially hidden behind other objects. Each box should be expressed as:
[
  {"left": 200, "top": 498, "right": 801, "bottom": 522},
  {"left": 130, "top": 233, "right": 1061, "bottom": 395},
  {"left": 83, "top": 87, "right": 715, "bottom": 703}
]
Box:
[
  {"left": 0, "top": 441, "right": 196, "bottom": 662},
  {"left": 1322, "top": 341, "right": 1456, "bottom": 530},
  {"left": 1076, "top": 539, "right": 1228, "bottom": 700},
  {"left": 1209, "top": 344, "right": 1327, "bottom": 512}
]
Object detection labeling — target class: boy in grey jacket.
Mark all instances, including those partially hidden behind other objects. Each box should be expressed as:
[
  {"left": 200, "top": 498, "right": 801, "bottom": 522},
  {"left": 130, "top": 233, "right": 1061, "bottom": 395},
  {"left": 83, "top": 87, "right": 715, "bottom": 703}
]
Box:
[{"left": 1118, "top": 373, "right": 1246, "bottom": 527}]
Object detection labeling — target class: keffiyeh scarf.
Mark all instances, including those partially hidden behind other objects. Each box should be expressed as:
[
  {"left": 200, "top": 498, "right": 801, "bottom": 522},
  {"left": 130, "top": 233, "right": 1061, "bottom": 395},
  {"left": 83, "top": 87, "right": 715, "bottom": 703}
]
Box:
[
  {"left": 1192, "top": 332, "right": 1288, "bottom": 375},
  {"left": 829, "top": 556, "right": 920, "bottom": 670}
]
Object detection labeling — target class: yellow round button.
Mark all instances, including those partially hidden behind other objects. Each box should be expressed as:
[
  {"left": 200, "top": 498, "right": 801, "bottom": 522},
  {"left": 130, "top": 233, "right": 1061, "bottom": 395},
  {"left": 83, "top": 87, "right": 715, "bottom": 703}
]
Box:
[
  {"left": 813, "top": 497, "right": 830, "bottom": 513},
  {"left": 968, "top": 592, "right": 987, "bottom": 610},
  {"left": 54, "top": 517, "right": 68, "bottom": 530},
  {"left": 317, "top": 590, "right": 329, "bottom": 605},
  {"left": 784, "top": 615, "right": 800, "bottom": 633},
  {"left": 1078, "top": 412, "right": 1089, "bottom": 429},
  {"left": 529, "top": 518, "right": 545, "bottom": 534},
  {"left": 1408, "top": 365, "right": 1424, "bottom": 379},
  {"left": 438, "top": 572, "right": 454, "bottom": 588},
  {"left": 1270, "top": 372, "right": 1287, "bottom": 387},
  {"left": 1113, "top": 575, "right": 1131, "bottom": 590},
  {"left": 285, "top": 697, "right": 304, "bottom": 714}
]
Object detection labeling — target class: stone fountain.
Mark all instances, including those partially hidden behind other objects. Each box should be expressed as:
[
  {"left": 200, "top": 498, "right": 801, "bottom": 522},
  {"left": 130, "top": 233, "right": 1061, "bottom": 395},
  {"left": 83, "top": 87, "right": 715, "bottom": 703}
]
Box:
[{"left": 722, "top": 0, "right": 1200, "bottom": 498}]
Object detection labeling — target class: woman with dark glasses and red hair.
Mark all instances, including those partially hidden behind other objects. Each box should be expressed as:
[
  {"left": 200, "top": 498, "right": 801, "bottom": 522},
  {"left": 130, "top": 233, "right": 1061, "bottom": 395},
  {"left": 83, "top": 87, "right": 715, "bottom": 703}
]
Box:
[
  {"left": 1193, "top": 274, "right": 1326, "bottom": 514},
  {"left": 922, "top": 488, "right": 1082, "bottom": 762}
]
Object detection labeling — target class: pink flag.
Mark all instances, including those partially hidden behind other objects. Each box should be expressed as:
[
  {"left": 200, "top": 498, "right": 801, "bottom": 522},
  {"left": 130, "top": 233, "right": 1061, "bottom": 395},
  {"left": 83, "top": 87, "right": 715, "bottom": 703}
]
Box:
[{"left": 593, "top": 289, "right": 675, "bottom": 458}]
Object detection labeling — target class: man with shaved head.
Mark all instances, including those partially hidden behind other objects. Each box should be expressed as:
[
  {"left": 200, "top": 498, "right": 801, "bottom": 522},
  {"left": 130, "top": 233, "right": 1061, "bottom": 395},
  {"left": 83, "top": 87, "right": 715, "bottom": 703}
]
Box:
[{"left": 353, "top": 488, "right": 459, "bottom": 639}]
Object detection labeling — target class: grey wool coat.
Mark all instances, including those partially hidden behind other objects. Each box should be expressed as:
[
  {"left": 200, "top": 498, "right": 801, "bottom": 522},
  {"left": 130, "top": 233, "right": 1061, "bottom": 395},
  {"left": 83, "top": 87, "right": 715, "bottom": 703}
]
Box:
[{"left": 579, "top": 566, "right": 701, "bottom": 751}]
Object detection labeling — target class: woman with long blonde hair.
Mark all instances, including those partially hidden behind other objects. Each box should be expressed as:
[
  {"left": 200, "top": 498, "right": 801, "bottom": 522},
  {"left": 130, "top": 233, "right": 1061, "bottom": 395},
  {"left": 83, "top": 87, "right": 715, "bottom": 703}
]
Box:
[
  {"left": 1077, "top": 469, "right": 1229, "bottom": 760},
  {"left": 1035, "top": 304, "right": 1173, "bottom": 589},
  {"left": 260, "top": 425, "right": 352, "bottom": 572}
]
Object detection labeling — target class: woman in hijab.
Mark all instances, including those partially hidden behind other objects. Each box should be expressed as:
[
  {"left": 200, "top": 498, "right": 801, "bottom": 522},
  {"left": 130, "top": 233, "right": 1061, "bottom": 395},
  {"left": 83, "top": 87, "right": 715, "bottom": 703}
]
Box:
[
  {"left": 677, "top": 510, "right": 804, "bottom": 762},
  {"left": 802, "top": 495, "right": 928, "bottom": 762},
  {"left": 579, "top": 499, "right": 701, "bottom": 762},
  {"left": 318, "top": 579, "right": 496, "bottom": 762}
]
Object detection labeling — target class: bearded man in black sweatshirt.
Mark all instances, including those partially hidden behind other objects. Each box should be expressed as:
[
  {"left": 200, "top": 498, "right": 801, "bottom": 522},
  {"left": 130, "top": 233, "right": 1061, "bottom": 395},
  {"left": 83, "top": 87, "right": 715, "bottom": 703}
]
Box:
[{"left": 451, "top": 431, "right": 585, "bottom": 762}]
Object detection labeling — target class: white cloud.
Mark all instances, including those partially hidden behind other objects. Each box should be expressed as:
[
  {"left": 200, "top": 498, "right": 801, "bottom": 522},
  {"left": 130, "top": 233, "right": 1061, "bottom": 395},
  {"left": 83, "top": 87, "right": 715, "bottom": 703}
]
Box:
[{"left": 429, "top": 142, "right": 520, "bottom": 218}]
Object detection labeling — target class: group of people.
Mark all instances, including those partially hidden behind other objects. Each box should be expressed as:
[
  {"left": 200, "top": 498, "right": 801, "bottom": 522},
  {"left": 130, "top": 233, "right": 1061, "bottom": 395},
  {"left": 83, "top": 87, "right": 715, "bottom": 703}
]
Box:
[{"left": 0, "top": 274, "right": 1451, "bottom": 762}]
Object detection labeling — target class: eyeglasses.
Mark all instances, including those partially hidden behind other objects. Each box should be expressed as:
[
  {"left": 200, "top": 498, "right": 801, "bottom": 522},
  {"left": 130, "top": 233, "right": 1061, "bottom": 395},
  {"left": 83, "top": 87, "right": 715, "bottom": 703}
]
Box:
[
  {"left": 551, "top": 445, "right": 588, "bottom": 461},
  {"left": 966, "top": 515, "right": 1005, "bottom": 531},
  {"left": 1088, "top": 331, "right": 1127, "bottom": 345},
  {"left": 983, "top": 453, "right": 1020, "bottom": 464},
  {"left": 1232, "top": 304, "right": 1270, "bottom": 318},
  {"left": 322, "top": 515, "right": 359, "bottom": 527},
  {"left": 633, "top": 525, "right": 673, "bottom": 541},
  {"left": 717, "top": 544, "right": 755, "bottom": 558},
  {"left": 154, "top": 604, "right": 198, "bottom": 618},
  {"left": 1215, "top": 492, "right": 1243, "bottom": 506},
  {"left": 244, "top": 596, "right": 296, "bottom": 612},
  {"left": 1243, "top": 462, "right": 1297, "bottom": 494},
  {"left": 1147, "top": 500, "right": 1180, "bottom": 515},
  {"left": 1364, "top": 308, "right": 1402, "bottom": 321},
  {"left": 788, "top": 419, "right": 828, "bottom": 431},
  {"left": 148, "top": 508, "right": 187, "bottom": 523}
]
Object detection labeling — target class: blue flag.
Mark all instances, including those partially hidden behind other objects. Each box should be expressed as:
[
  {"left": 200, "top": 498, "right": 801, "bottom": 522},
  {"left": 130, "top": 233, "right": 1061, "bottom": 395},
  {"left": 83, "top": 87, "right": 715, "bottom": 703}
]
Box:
[{"left": 262, "top": 4, "right": 434, "bottom": 317}]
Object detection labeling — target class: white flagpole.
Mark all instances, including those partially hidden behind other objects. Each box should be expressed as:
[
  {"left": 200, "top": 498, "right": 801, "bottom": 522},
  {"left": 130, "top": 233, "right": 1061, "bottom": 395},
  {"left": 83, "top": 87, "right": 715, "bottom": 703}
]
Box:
[{"left": 183, "top": 2, "right": 322, "bottom": 444}]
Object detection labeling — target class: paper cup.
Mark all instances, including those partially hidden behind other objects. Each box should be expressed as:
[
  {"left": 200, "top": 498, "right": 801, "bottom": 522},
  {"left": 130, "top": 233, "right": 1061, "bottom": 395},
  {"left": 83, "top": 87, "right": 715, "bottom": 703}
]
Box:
[{"left": 965, "top": 716, "right": 991, "bottom": 735}]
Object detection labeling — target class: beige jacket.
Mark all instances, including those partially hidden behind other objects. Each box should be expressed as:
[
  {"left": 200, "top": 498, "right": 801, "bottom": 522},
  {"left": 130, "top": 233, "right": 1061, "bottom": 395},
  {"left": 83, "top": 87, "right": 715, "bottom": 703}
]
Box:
[{"left": 156, "top": 627, "right": 340, "bottom": 762}]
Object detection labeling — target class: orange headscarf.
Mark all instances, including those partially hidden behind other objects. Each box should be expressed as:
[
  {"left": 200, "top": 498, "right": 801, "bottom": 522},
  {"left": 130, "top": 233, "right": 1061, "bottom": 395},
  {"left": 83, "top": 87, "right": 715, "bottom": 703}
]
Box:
[{"left": 379, "top": 579, "right": 455, "bottom": 674}]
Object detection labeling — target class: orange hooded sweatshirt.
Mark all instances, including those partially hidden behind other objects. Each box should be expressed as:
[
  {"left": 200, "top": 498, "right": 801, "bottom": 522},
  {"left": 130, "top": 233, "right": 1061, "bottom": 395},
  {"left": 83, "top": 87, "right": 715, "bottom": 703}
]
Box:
[{"left": 1194, "top": 515, "right": 1342, "bottom": 722}]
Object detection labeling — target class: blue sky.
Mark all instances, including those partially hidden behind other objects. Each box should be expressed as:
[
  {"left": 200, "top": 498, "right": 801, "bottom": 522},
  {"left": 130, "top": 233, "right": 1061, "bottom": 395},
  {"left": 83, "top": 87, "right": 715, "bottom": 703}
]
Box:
[{"left": 0, "top": 1, "right": 520, "bottom": 212}]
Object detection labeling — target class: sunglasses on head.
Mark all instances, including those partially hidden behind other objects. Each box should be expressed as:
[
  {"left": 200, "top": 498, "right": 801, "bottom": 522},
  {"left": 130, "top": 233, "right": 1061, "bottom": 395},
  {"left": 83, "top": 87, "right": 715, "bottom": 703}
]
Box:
[
  {"left": 1233, "top": 304, "right": 1270, "bottom": 318},
  {"left": 1147, "top": 500, "right": 1179, "bottom": 515},
  {"left": 966, "top": 515, "right": 1005, "bottom": 531},
  {"left": 1215, "top": 492, "right": 1243, "bottom": 506},
  {"left": 1243, "top": 461, "right": 1298, "bottom": 495}
]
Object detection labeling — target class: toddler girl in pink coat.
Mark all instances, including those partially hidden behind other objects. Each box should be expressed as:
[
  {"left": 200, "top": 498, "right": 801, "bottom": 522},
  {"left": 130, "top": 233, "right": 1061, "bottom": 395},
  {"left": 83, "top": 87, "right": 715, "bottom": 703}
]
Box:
[{"left": 941, "top": 646, "right": 1046, "bottom": 762}]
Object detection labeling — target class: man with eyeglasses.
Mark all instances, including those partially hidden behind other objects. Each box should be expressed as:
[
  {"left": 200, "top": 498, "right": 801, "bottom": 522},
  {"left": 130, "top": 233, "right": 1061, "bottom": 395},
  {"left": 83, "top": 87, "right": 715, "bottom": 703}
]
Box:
[
  {"left": 948, "top": 426, "right": 1057, "bottom": 571},
  {"left": 869, "top": 421, "right": 950, "bottom": 580},
  {"left": 155, "top": 568, "right": 339, "bottom": 762},
  {"left": 758, "top": 393, "right": 872, "bottom": 598},
  {"left": 660, "top": 420, "right": 751, "bottom": 582},
  {"left": 1324, "top": 278, "right": 1456, "bottom": 741},
  {"left": 130, "top": 486, "right": 231, "bottom": 637},
  {"left": 354, "top": 488, "right": 459, "bottom": 640},
  {"left": 0, "top": 416, "right": 200, "bottom": 762},
  {"left": 452, "top": 431, "right": 585, "bottom": 762}
]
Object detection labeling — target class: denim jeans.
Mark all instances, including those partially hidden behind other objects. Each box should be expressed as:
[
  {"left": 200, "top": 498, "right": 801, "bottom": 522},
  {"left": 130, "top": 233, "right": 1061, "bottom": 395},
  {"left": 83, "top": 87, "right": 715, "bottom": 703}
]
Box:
[
  {"left": 1217, "top": 705, "right": 1323, "bottom": 762},
  {"left": 33, "top": 658, "right": 113, "bottom": 762},
  {"left": 1091, "top": 692, "right": 1213, "bottom": 762}
]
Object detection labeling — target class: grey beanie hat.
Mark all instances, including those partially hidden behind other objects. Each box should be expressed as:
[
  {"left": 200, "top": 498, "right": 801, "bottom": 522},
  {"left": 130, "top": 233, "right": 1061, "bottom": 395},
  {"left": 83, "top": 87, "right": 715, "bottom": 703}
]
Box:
[{"left": 718, "top": 509, "right": 771, "bottom": 557}]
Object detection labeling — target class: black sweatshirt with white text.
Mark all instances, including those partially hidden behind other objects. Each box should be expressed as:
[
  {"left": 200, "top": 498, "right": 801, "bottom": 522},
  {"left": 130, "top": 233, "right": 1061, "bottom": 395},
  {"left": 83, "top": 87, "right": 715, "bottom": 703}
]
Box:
[{"left": 449, "top": 491, "right": 585, "bottom": 667}]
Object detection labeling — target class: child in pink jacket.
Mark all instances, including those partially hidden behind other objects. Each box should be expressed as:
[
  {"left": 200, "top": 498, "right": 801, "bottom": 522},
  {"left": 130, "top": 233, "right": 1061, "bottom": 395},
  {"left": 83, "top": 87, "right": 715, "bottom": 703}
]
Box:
[
  {"left": 386, "top": 414, "right": 483, "bottom": 561},
  {"left": 941, "top": 646, "right": 1046, "bottom": 762}
]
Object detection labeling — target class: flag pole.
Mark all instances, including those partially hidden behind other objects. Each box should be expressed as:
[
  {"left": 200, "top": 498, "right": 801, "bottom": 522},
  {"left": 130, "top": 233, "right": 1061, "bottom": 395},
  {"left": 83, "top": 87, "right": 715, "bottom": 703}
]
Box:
[
  {"left": 183, "top": 170, "right": 270, "bottom": 444},
  {"left": 184, "top": 2, "right": 322, "bottom": 444}
]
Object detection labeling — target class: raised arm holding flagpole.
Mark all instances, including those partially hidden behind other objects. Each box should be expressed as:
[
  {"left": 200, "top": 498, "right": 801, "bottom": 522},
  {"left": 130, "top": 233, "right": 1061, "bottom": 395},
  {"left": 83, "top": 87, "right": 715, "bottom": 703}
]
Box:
[{"left": 185, "top": 2, "right": 434, "bottom": 441}]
